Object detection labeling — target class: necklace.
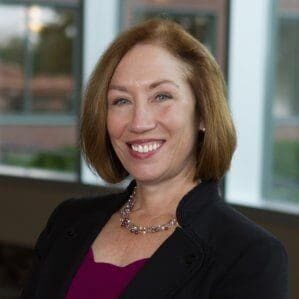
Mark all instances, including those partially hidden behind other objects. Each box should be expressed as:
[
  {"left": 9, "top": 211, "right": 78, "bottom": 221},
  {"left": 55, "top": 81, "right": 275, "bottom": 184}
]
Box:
[{"left": 120, "top": 186, "right": 178, "bottom": 234}]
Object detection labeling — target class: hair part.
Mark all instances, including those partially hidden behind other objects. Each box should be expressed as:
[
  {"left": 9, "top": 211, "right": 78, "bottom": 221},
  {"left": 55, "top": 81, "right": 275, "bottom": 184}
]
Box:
[{"left": 80, "top": 19, "right": 237, "bottom": 183}]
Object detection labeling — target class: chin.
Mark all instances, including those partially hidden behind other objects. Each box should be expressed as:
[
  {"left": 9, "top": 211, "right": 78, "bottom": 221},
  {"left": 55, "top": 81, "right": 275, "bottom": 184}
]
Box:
[{"left": 128, "top": 168, "right": 165, "bottom": 184}]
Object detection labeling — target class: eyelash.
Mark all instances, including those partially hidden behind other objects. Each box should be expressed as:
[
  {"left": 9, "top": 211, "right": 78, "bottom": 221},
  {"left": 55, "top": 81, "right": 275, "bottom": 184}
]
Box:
[
  {"left": 111, "top": 98, "right": 129, "bottom": 106},
  {"left": 111, "top": 93, "right": 173, "bottom": 106},
  {"left": 155, "top": 93, "right": 173, "bottom": 101}
]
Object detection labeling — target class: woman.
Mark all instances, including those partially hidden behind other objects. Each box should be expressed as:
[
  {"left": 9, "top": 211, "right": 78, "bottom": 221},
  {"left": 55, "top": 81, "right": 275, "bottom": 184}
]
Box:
[{"left": 21, "top": 19, "right": 288, "bottom": 299}]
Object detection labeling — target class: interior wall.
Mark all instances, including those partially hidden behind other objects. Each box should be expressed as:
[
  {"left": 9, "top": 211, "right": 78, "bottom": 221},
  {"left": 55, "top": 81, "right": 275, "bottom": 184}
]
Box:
[
  {"left": 0, "top": 176, "right": 298, "bottom": 298},
  {"left": 0, "top": 176, "right": 115, "bottom": 247}
]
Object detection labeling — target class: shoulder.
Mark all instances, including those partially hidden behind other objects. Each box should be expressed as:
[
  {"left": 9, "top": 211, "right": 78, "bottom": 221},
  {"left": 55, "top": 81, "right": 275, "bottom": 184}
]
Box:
[
  {"left": 47, "top": 191, "right": 125, "bottom": 226},
  {"left": 201, "top": 201, "right": 289, "bottom": 298},
  {"left": 187, "top": 196, "right": 288, "bottom": 298},
  {"left": 190, "top": 196, "right": 288, "bottom": 265},
  {"left": 48, "top": 180, "right": 137, "bottom": 227},
  {"left": 33, "top": 191, "right": 126, "bottom": 258}
]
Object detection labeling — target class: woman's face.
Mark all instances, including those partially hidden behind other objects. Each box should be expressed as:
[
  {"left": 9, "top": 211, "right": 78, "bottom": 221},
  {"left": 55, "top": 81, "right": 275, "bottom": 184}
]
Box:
[{"left": 107, "top": 43, "right": 200, "bottom": 184}]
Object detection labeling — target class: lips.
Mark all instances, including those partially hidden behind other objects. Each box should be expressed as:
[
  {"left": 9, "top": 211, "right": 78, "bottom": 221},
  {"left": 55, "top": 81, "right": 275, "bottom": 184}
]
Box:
[{"left": 127, "top": 139, "right": 165, "bottom": 157}]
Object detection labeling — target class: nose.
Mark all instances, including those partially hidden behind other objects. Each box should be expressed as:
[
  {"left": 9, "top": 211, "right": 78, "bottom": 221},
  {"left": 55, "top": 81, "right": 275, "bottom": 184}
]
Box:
[{"left": 129, "top": 103, "right": 156, "bottom": 133}]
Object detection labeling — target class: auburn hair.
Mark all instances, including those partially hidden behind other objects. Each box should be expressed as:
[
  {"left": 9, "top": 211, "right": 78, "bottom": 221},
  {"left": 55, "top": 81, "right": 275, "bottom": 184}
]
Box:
[{"left": 80, "top": 19, "right": 237, "bottom": 183}]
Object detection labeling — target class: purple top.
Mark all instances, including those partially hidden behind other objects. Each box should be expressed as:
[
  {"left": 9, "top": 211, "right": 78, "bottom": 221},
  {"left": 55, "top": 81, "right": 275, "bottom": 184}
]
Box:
[{"left": 66, "top": 248, "right": 149, "bottom": 299}]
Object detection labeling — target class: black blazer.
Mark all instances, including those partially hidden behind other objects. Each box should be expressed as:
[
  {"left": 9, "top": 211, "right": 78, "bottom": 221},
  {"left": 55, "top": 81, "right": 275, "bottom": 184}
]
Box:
[{"left": 21, "top": 180, "right": 288, "bottom": 299}]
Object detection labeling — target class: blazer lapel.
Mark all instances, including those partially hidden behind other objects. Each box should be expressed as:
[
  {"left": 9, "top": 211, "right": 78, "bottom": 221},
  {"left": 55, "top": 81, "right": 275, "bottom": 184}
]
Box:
[
  {"left": 36, "top": 213, "right": 107, "bottom": 299},
  {"left": 120, "top": 226, "right": 205, "bottom": 299}
]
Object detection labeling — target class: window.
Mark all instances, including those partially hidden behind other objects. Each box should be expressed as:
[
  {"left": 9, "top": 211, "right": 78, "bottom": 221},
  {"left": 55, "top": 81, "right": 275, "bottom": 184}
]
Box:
[
  {"left": 0, "top": 0, "right": 81, "bottom": 181},
  {"left": 227, "top": 0, "right": 299, "bottom": 213},
  {"left": 263, "top": 0, "right": 299, "bottom": 204},
  {"left": 121, "top": 0, "right": 228, "bottom": 70}
]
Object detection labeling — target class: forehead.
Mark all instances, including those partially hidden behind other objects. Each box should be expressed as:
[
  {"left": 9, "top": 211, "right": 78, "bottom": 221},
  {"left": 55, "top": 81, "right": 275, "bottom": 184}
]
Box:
[{"left": 110, "top": 43, "right": 187, "bottom": 85}]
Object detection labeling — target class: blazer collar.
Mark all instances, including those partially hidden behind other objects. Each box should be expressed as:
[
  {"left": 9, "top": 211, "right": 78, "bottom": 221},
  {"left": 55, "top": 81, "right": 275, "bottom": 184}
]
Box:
[
  {"left": 176, "top": 179, "right": 221, "bottom": 227},
  {"left": 36, "top": 180, "right": 220, "bottom": 299},
  {"left": 125, "top": 179, "right": 221, "bottom": 228}
]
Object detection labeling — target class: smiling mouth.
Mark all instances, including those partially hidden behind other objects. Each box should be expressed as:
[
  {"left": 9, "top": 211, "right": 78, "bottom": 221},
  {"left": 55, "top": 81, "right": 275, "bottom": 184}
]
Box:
[{"left": 128, "top": 140, "right": 164, "bottom": 154}]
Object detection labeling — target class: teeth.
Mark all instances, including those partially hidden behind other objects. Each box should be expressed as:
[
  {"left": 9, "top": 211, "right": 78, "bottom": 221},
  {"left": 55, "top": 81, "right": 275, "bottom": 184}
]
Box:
[{"left": 131, "top": 142, "right": 162, "bottom": 153}]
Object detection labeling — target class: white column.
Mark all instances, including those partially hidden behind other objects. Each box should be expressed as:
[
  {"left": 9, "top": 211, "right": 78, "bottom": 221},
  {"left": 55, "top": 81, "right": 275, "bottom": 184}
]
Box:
[
  {"left": 81, "top": 0, "right": 118, "bottom": 185},
  {"left": 226, "top": 0, "right": 272, "bottom": 205}
]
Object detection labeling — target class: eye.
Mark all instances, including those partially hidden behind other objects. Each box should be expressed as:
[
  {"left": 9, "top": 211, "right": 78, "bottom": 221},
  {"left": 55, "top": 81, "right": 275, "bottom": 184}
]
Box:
[
  {"left": 112, "top": 98, "right": 130, "bottom": 106},
  {"left": 155, "top": 93, "right": 173, "bottom": 102}
]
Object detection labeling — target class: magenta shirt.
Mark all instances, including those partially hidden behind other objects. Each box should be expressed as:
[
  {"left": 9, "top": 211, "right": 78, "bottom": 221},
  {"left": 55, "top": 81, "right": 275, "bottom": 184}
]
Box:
[{"left": 66, "top": 248, "right": 149, "bottom": 299}]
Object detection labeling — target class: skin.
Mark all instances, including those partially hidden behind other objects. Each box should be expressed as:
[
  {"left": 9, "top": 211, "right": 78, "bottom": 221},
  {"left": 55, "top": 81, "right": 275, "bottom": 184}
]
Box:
[
  {"left": 91, "top": 43, "right": 204, "bottom": 266},
  {"left": 107, "top": 43, "right": 203, "bottom": 217}
]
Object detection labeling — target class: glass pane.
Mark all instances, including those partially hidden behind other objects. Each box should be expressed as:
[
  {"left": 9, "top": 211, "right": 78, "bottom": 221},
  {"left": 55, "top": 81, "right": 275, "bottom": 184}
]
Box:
[
  {"left": 269, "top": 3, "right": 299, "bottom": 203},
  {"left": 121, "top": 0, "right": 228, "bottom": 69},
  {"left": 0, "top": 3, "right": 80, "bottom": 177},
  {"left": 274, "top": 18, "right": 299, "bottom": 118},
  {"left": 134, "top": 12, "right": 216, "bottom": 55},
  {"left": 0, "top": 5, "right": 26, "bottom": 113},
  {"left": 29, "top": 7, "right": 77, "bottom": 114},
  {"left": 0, "top": 125, "right": 78, "bottom": 173},
  {"left": 0, "top": 5, "right": 77, "bottom": 115}
]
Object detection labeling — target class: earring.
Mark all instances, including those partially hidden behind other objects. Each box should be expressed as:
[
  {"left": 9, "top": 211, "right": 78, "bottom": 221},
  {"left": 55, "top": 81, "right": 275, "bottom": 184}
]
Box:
[{"left": 200, "top": 127, "right": 206, "bottom": 132}]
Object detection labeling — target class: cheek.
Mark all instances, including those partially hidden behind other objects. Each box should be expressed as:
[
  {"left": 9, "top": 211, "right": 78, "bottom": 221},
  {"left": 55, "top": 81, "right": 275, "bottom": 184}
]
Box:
[
  {"left": 161, "top": 103, "right": 196, "bottom": 133},
  {"left": 107, "top": 110, "right": 129, "bottom": 140},
  {"left": 158, "top": 104, "right": 181, "bottom": 125},
  {"left": 107, "top": 112, "right": 120, "bottom": 140}
]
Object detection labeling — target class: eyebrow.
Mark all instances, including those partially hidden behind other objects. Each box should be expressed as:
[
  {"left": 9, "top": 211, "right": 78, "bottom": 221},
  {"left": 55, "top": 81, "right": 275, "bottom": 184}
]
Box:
[
  {"left": 149, "top": 79, "right": 179, "bottom": 89},
  {"left": 108, "top": 85, "right": 128, "bottom": 92},
  {"left": 108, "top": 79, "right": 179, "bottom": 92}
]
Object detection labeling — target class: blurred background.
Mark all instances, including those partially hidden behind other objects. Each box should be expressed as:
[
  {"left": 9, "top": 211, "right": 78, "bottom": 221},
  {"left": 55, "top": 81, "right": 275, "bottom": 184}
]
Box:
[{"left": 0, "top": 0, "right": 298, "bottom": 298}]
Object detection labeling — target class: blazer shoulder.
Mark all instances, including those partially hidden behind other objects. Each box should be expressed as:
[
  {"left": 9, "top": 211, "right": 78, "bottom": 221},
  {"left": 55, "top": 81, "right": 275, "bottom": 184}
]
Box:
[
  {"left": 205, "top": 201, "right": 289, "bottom": 299},
  {"left": 217, "top": 200, "right": 278, "bottom": 238},
  {"left": 50, "top": 191, "right": 126, "bottom": 223},
  {"left": 191, "top": 198, "right": 287, "bottom": 261},
  {"left": 34, "top": 191, "right": 126, "bottom": 255}
]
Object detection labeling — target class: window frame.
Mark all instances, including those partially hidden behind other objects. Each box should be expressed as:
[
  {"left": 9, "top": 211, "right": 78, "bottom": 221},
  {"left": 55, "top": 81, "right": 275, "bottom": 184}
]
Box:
[
  {"left": 0, "top": 0, "right": 83, "bottom": 182},
  {"left": 227, "top": 0, "right": 299, "bottom": 215},
  {"left": 262, "top": 0, "right": 299, "bottom": 207},
  {"left": 0, "top": 0, "right": 82, "bottom": 119}
]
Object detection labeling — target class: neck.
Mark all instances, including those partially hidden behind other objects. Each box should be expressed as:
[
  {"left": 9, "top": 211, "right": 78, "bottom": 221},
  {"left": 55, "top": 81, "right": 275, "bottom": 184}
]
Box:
[{"left": 132, "top": 175, "right": 200, "bottom": 218}]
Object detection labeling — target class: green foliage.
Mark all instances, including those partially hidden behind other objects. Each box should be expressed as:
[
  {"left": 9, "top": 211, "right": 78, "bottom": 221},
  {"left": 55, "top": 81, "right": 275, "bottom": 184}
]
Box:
[
  {"left": 273, "top": 140, "right": 299, "bottom": 180},
  {"left": 2, "top": 146, "right": 78, "bottom": 172},
  {"left": 269, "top": 186, "right": 299, "bottom": 203},
  {"left": 0, "top": 37, "right": 24, "bottom": 65},
  {"left": 272, "top": 140, "right": 299, "bottom": 202},
  {"left": 29, "top": 146, "right": 77, "bottom": 171},
  {"left": 3, "top": 152, "right": 32, "bottom": 168},
  {"left": 34, "top": 11, "right": 75, "bottom": 75},
  {"left": 0, "top": 10, "right": 75, "bottom": 75}
]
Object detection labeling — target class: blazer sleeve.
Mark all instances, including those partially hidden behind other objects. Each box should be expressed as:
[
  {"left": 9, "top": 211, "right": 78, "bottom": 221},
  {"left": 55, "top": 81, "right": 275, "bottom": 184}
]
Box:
[
  {"left": 211, "top": 238, "right": 289, "bottom": 299},
  {"left": 20, "top": 198, "right": 75, "bottom": 299}
]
